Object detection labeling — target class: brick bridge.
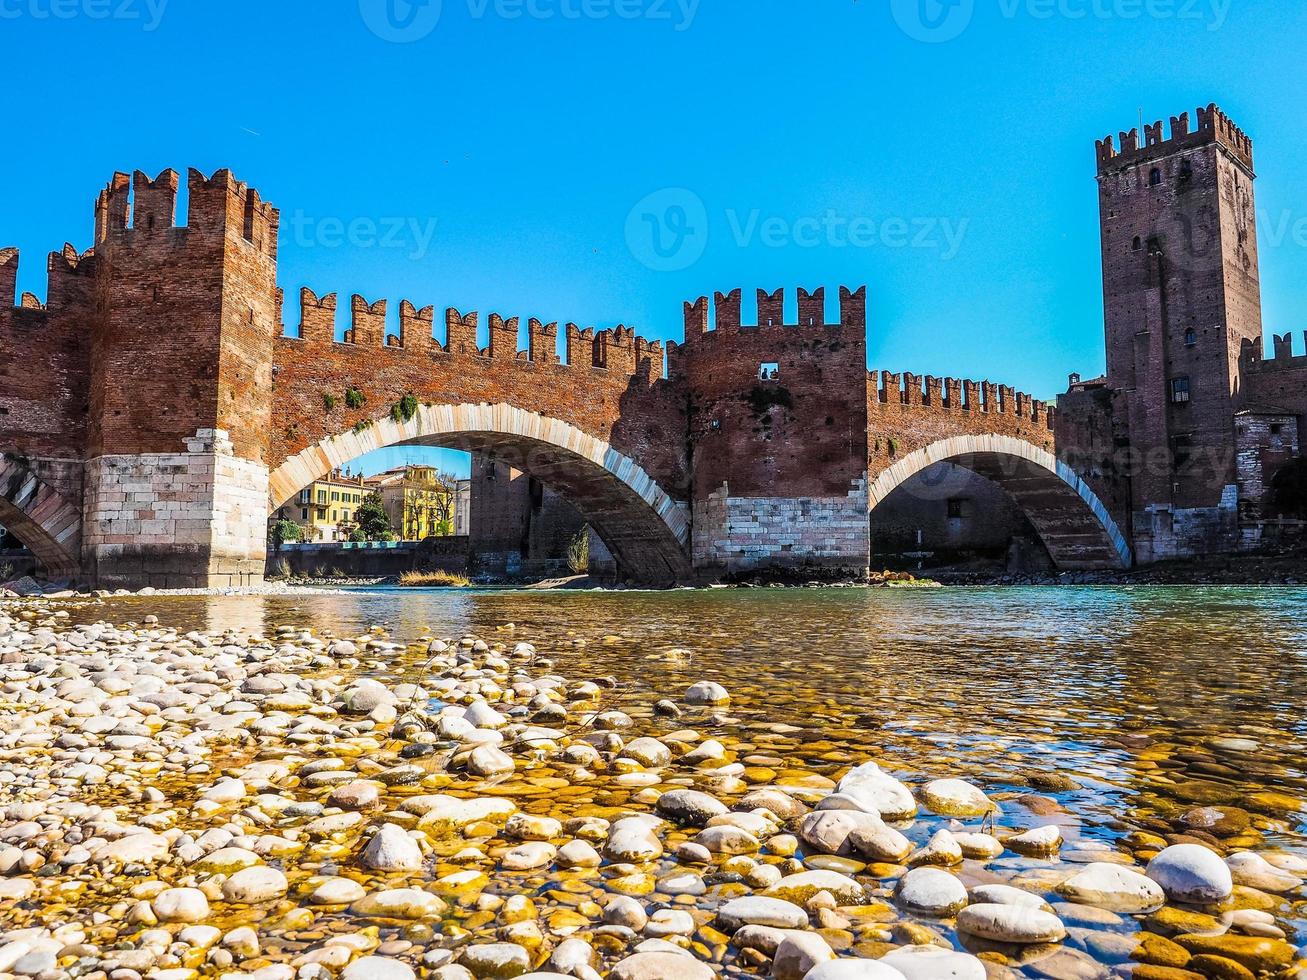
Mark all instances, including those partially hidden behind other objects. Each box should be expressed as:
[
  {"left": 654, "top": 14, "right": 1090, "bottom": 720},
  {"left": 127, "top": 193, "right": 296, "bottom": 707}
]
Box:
[{"left": 0, "top": 169, "right": 1130, "bottom": 587}]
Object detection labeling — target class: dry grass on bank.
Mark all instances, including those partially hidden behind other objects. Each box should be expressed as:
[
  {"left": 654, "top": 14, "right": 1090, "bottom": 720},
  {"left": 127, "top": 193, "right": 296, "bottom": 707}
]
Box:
[{"left": 398, "top": 569, "right": 472, "bottom": 588}]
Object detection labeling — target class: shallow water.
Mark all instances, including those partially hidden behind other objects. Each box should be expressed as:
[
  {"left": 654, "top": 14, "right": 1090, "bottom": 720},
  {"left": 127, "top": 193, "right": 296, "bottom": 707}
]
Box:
[
  {"left": 52, "top": 585, "right": 1307, "bottom": 955},
  {"left": 92, "top": 585, "right": 1307, "bottom": 827}
]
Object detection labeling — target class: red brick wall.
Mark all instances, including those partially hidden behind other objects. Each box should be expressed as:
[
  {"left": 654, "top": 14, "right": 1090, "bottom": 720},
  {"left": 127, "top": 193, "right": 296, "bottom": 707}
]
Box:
[
  {"left": 1054, "top": 383, "right": 1128, "bottom": 523},
  {"left": 469, "top": 457, "right": 586, "bottom": 570},
  {"left": 867, "top": 372, "right": 1056, "bottom": 480},
  {"left": 1095, "top": 108, "right": 1261, "bottom": 512},
  {"left": 0, "top": 246, "right": 95, "bottom": 487},
  {"left": 271, "top": 299, "right": 689, "bottom": 496},
  {"left": 1242, "top": 335, "right": 1307, "bottom": 419},
  {"left": 86, "top": 169, "right": 280, "bottom": 463},
  {"left": 673, "top": 287, "right": 869, "bottom": 502}
]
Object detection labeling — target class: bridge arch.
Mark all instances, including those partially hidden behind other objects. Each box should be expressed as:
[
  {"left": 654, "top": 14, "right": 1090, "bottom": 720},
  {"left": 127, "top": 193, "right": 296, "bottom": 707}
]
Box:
[
  {"left": 268, "top": 403, "right": 693, "bottom": 586},
  {"left": 0, "top": 456, "right": 82, "bottom": 580},
  {"left": 868, "top": 434, "right": 1132, "bottom": 570}
]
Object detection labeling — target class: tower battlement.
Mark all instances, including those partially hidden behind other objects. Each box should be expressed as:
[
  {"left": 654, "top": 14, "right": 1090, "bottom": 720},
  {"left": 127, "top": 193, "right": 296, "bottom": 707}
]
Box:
[
  {"left": 675, "top": 286, "right": 866, "bottom": 342},
  {"left": 93, "top": 168, "right": 280, "bottom": 258},
  {"left": 1, "top": 245, "right": 98, "bottom": 315},
  {"left": 1096, "top": 104, "right": 1253, "bottom": 175}
]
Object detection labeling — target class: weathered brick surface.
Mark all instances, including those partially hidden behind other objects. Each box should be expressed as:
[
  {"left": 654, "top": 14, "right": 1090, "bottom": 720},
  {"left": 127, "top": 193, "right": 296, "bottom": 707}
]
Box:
[
  {"left": 87, "top": 170, "right": 279, "bottom": 463},
  {"left": 672, "top": 288, "right": 871, "bottom": 574},
  {"left": 1088, "top": 107, "right": 1261, "bottom": 558},
  {"left": 693, "top": 481, "right": 870, "bottom": 573},
  {"left": 272, "top": 304, "right": 688, "bottom": 497}
]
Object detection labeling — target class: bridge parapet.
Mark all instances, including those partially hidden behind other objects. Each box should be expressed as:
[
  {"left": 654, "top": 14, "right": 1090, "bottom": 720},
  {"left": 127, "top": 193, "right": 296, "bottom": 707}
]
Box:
[
  {"left": 284, "top": 286, "right": 666, "bottom": 380},
  {"left": 870, "top": 370, "right": 1055, "bottom": 428}
]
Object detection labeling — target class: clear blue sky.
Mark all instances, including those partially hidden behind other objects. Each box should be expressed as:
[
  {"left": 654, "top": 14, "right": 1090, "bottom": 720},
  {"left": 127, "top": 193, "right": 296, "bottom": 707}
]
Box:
[{"left": 5, "top": 1, "right": 1306, "bottom": 477}]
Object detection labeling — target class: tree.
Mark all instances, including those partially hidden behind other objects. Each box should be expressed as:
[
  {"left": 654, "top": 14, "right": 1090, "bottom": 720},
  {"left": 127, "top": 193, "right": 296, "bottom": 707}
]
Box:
[
  {"left": 431, "top": 474, "right": 456, "bottom": 533},
  {"left": 354, "top": 492, "right": 391, "bottom": 541},
  {"left": 271, "top": 519, "right": 301, "bottom": 548}
]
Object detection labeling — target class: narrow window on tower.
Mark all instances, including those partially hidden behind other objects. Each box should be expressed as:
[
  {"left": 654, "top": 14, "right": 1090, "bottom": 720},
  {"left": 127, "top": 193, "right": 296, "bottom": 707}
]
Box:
[
  {"left": 1171, "top": 435, "right": 1193, "bottom": 469},
  {"left": 1149, "top": 167, "right": 1163, "bottom": 186},
  {"left": 1132, "top": 236, "right": 1143, "bottom": 252},
  {"left": 1184, "top": 328, "right": 1197, "bottom": 347},
  {"left": 759, "top": 362, "right": 780, "bottom": 382},
  {"left": 1169, "top": 377, "right": 1191, "bottom": 404}
]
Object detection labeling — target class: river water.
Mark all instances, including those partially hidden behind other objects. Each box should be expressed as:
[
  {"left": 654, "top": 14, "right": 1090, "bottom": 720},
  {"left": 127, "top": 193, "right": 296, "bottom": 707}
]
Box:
[
  {"left": 97, "top": 586, "right": 1307, "bottom": 846},
  {"left": 60, "top": 584, "right": 1307, "bottom": 957}
]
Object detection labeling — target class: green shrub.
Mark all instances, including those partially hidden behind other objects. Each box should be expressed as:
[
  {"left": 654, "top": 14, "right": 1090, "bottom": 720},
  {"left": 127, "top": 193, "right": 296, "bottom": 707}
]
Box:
[
  {"left": 567, "top": 528, "right": 591, "bottom": 575},
  {"left": 345, "top": 386, "right": 366, "bottom": 410},
  {"left": 391, "top": 394, "right": 419, "bottom": 424}
]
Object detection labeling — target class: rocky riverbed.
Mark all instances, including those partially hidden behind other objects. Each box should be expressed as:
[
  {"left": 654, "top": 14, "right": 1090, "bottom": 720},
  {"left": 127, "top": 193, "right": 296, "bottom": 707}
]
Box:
[{"left": 0, "top": 598, "right": 1304, "bottom": 979}]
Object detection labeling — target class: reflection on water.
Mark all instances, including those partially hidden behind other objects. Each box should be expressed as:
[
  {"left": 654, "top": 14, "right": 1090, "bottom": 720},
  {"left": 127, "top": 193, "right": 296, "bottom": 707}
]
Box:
[{"left": 88, "top": 586, "right": 1307, "bottom": 844}]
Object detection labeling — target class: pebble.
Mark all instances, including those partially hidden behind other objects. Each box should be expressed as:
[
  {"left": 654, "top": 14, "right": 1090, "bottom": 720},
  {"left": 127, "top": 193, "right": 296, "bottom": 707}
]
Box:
[
  {"left": 1056, "top": 862, "right": 1167, "bottom": 913},
  {"left": 684, "top": 681, "right": 730, "bottom": 705},
  {"left": 361, "top": 823, "right": 424, "bottom": 871},
  {"left": 919, "top": 778, "right": 993, "bottom": 817},
  {"left": 717, "top": 896, "right": 809, "bottom": 931},
  {"left": 894, "top": 867, "right": 969, "bottom": 916},
  {"left": 879, "top": 945, "right": 987, "bottom": 979},
  {"left": 1147, "top": 843, "right": 1235, "bottom": 904},
  {"left": 220, "top": 866, "right": 289, "bottom": 904},
  {"left": 342, "top": 957, "right": 416, "bottom": 980},
  {"left": 151, "top": 887, "right": 210, "bottom": 923},
  {"left": 610, "top": 951, "right": 714, "bottom": 979},
  {"left": 0, "top": 603, "right": 1300, "bottom": 980},
  {"left": 956, "top": 903, "right": 1067, "bottom": 943}
]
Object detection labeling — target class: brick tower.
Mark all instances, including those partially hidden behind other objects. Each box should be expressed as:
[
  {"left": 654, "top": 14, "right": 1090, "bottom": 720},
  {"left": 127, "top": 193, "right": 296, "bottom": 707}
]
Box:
[
  {"left": 671, "top": 287, "right": 871, "bottom": 578},
  {"left": 82, "top": 169, "right": 280, "bottom": 587},
  {"left": 1094, "top": 105, "right": 1261, "bottom": 560}
]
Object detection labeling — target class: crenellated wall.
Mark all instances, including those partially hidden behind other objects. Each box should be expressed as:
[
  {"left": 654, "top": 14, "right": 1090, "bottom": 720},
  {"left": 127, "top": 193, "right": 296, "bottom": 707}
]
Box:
[
  {"left": 2, "top": 167, "right": 1133, "bottom": 585},
  {"left": 1241, "top": 332, "right": 1307, "bottom": 417},
  {"left": 270, "top": 288, "right": 687, "bottom": 500},
  {"left": 867, "top": 369, "right": 1057, "bottom": 482}
]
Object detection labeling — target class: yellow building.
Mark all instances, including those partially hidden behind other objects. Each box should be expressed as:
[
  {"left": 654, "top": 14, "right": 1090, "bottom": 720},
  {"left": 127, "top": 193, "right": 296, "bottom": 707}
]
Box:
[
  {"left": 367, "top": 466, "right": 458, "bottom": 541},
  {"left": 273, "top": 470, "right": 369, "bottom": 542}
]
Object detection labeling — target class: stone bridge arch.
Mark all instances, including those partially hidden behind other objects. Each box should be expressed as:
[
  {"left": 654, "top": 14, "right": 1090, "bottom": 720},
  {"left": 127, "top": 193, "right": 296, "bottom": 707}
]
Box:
[
  {"left": 868, "top": 434, "right": 1132, "bottom": 570},
  {"left": 268, "top": 403, "right": 693, "bottom": 586},
  {"left": 0, "top": 457, "right": 81, "bottom": 579}
]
